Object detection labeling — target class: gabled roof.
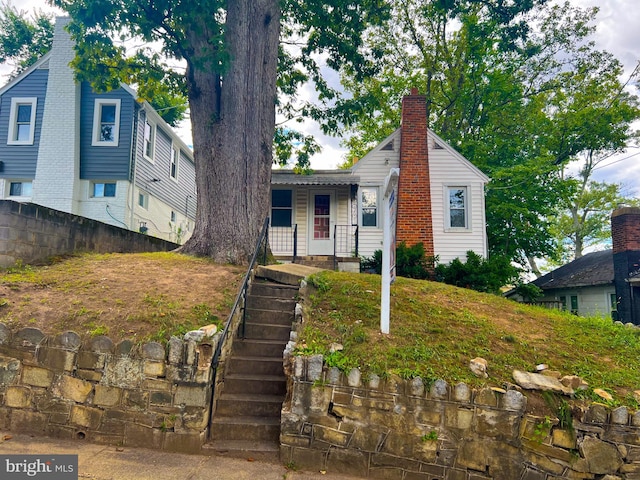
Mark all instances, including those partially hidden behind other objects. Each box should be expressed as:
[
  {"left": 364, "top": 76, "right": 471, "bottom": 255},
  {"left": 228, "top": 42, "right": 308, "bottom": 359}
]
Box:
[
  {"left": 351, "top": 127, "right": 490, "bottom": 183},
  {"left": 0, "top": 51, "right": 52, "bottom": 96},
  {"left": 533, "top": 250, "right": 614, "bottom": 290}
]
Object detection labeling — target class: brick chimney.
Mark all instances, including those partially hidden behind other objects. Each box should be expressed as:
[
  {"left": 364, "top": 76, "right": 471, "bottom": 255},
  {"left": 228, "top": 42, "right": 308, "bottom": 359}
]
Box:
[
  {"left": 396, "top": 88, "right": 434, "bottom": 259},
  {"left": 612, "top": 207, "right": 640, "bottom": 324}
]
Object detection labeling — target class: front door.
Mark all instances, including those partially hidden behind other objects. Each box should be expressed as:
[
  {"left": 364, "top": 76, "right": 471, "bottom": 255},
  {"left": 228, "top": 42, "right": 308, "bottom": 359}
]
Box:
[{"left": 308, "top": 191, "right": 335, "bottom": 255}]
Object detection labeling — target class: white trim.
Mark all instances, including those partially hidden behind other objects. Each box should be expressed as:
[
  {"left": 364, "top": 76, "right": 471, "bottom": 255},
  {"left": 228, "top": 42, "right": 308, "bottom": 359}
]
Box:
[
  {"left": 170, "top": 144, "right": 179, "bottom": 182},
  {"left": 91, "top": 98, "right": 121, "bottom": 146},
  {"left": 444, "top": 185, "right": 471, "bottom": 231},
  {"left": 359, "top": 186, "right": 380, "bottom": 228},
  {"left": 7, "top": 180, "right": 33, "bottom": 198},
  {"left": 8, "top": 97, "right": 37, "bottom": 145},
  {"left": 143, "top": 118, "right": 156, "bottom": 162}
]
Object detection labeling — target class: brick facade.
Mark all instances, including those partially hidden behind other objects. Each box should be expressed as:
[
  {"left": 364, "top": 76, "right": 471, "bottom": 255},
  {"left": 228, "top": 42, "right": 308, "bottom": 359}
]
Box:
[
  {"left": 612, "top": 207, "right": 640, "bottom": 324},
  {"left": 32, "top": 17, "right": 81, "bottom": 214},
  {"left": 396, "top": 89, "right": 434, "bottom": 258},
  {"left": 612, "top": 207, "right": 640, "bottom": 253}
]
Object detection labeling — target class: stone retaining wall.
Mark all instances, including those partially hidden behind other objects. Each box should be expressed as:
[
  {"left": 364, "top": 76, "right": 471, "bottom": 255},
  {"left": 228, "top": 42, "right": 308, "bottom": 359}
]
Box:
[
  {"left": 0, "top": 200, "right": 178, "bottom": 268},
  {"left": 0, "top": 323, "right": 218, "bottom": 453},
  {"left": 281, "top": 353, "right": 640, "bottom": 479}
]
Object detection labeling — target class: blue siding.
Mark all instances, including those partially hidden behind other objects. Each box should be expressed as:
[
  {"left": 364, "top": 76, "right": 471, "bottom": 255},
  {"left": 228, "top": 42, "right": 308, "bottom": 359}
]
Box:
[
  {"left": 134, "top": 110, "right": 196, "bottom": 220},
  {"left": 80, "top": 82, "right": 134, "bottom": 180},
  {"left": 0, "top": 68, "right": 49, "bottom": 178}
]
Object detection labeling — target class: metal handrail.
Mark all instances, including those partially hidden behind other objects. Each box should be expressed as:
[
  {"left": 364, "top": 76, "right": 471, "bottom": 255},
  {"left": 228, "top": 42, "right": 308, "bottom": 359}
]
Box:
[
  {"left": 293, "top": 224, "right": 298, "bottom": 264},
  {"left": 209, "top": 216, "right": 270, "bottom": 432}
]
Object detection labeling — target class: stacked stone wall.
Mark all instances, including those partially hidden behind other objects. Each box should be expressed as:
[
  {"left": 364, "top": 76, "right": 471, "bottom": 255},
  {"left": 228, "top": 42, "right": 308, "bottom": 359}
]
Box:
[
  {"left": 281, "top": 354, "right": 640, "bottom": 479},
  {"left": 0, "top": 200, "right": 178, "bottom": 268},
  {"left": 0, "top": 323, "right": 218, "bottom": 453}
]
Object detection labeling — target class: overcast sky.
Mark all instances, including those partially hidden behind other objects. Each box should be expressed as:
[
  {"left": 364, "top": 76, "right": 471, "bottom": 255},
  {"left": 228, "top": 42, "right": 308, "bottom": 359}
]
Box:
[{"left": 8, "top": 0, "right": 640, "bottom": 194}]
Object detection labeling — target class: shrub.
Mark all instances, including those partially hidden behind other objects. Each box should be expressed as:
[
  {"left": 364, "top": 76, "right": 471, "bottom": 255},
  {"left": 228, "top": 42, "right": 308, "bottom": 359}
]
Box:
[
  {"left": 434, "top": 251, "right": 519, "bottom": 294},
  {"left": 361, "top": 242, "right": 433, "bottom": 280}
]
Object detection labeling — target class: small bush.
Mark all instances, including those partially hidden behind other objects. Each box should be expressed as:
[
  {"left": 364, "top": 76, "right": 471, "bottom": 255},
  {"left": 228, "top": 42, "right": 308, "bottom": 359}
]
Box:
[
  {"left": 361, "top": 242, "right": 433, "bottom": 280},
  {"left": 434, "top": 251, "right": 519, "bottom": 294}
]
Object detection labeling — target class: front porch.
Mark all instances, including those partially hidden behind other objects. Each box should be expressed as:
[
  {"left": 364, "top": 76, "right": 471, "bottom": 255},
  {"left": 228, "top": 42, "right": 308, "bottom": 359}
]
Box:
[{"left": 269, "top": 224, "right": 361, "bottom": 272}]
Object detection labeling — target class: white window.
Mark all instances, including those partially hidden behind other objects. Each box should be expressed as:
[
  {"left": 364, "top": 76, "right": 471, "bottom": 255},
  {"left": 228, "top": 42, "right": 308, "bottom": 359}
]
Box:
[
  {"left": 93, "top": 182, "right": 116, "bottom": 197},
  {"left": 92, "top": 99, "right": 121, "bottom": 146},
  {"left": 360, "top": 187, "right": 378, "bottom": 227},
  {"left": 170, "top": 145, "right": 179, "bottom": 181},
  {"left": 8, "top": 181, "right": 32, "bottom": 197},
  {"left": 143, "top": 119, "right": 155, "bottom": 161},
  {"left": 138, "top": 192, "right": 148, "bottom": 209},
  {"left": 8, "top": 97, "right": 37, "bottom": 145},
  {"left": 446, "top": 186, "right": 469, "bottom": 229}
]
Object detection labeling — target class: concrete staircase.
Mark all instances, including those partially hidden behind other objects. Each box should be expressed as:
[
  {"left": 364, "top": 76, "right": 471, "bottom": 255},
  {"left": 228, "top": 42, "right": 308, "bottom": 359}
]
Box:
[{"left": 206, "top": 275, "right": 299, "bottom": 460}]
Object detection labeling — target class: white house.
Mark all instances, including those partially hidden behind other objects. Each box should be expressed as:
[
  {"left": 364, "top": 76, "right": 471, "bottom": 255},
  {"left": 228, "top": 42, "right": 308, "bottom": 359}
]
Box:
[
  {"left": 269, "top": 90, "right": 489, "bottom": 268},
  {"left": 0, "top": 17, "right": 196, "bottom": 244}
]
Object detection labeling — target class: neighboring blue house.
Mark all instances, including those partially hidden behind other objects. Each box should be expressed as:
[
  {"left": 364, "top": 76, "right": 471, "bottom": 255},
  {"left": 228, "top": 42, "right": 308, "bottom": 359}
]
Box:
[{"left": 0, "top": 17, "right": 196, "bottom": 243}]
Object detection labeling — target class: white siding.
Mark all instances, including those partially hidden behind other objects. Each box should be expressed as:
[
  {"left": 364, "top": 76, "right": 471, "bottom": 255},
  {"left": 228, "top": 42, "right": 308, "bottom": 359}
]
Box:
[
  {"left": 295, "top": 188, "right": 308, "bottom": 256},
  {"left": 538, "top": 286, "right": 616, "bottom": 318},
  {"left": 352, "top": 131, "right": 400, "bottom": 257},
  {"left": 428, "top": 137, "right": 488, "bottom": 264},
  {"left": 352, "top": 129, "right": 488, "bottom": 263}
]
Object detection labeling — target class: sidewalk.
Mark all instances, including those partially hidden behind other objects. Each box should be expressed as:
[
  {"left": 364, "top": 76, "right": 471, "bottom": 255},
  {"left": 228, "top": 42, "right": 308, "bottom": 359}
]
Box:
[{"left": 0, "top": 433, "right": 363, "bottom": 480}]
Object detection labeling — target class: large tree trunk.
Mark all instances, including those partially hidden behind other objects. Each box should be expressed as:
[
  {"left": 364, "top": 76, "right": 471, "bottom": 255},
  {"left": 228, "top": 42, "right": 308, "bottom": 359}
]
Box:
[{"left": 180, "top": 0, "right": 280, "bottom": 264}]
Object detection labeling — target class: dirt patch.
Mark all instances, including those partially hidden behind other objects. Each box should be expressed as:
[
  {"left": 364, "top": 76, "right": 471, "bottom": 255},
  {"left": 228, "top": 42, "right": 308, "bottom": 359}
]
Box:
[{"left": 0, "top": 253, "right": 245, "bottom": 343}]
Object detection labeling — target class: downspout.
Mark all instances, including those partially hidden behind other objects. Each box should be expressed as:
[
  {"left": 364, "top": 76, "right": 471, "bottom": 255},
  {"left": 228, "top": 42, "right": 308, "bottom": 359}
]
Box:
[{"left": 129, "top": 106, "right": 139, "bottom": 231}]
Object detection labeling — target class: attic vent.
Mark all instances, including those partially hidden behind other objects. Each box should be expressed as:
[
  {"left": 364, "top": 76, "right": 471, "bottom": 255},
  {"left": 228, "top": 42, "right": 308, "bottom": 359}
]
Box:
[
  {"left": 381, "top": 140, "right": 394, "bottom": 151},
  {"left": 434, "top": 141, "right": 444, "bottom": 149}
]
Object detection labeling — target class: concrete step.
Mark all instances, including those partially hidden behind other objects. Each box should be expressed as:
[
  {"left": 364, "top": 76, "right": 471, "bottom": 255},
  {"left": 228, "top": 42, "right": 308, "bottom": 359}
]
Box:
[
  {"left": 243, "top": 322, "right": 291, "bottom": 341},
  {"left": 244, "top": 308, "right": 294, "bottom": 325},
  {"left": 203, "top": 439, "right": 280, "bottom": 462},
  {"left": 215, "top": 393, "right": 284, "bottom": 417},
  {"left": 233, "top": 339, "right": 287, "bottom": 358},
  {"left": 245, "top": 295, "right": 296, "bottom": 311},
  {"left": 227, "top": 355, "right": 284, "bottom": 376},
  {"left": 223, "top": 373, "right": 286, "bottom": 396},
  {"left": 255, "top": 264, "right": 323, "bottom": 286},
  {"left": 249, "top": 281, "right": 299, "bottom": 299},
  {"left": 210, "top": 416, "right": 280, "bottom": 442}
]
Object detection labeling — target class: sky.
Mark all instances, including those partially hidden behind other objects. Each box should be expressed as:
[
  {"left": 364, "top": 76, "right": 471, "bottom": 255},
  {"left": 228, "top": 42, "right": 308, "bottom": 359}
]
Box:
[{"left": 7, "top": 0, "right": 640, "bottom": 194}]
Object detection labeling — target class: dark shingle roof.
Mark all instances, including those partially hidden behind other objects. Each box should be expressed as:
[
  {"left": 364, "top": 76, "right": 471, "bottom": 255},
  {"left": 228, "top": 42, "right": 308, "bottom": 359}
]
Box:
[{"left": 533, "top": 250, "right": 613, "bottom": 290}]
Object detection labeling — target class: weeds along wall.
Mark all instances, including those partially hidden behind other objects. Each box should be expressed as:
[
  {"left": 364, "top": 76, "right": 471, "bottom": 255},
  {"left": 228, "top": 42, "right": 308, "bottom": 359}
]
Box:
[
  {"left": 281, "top": 352, "right": 640, "bottom": 479},
  {"left": 0, "top": 200, "right": 178, "bottom": 268},
  {"left": 0, "top": 323, "right": 220, "bottom": 453}
]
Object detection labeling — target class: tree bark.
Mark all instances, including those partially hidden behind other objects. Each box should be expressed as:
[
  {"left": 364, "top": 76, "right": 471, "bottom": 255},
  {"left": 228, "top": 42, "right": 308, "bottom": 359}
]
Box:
[{"left": 179, "top": 0, "right": 280, "bottom": 264}]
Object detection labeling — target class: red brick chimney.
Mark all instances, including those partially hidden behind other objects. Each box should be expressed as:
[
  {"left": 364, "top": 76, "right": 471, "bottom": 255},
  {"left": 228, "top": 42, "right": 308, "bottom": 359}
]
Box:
[
  {"left": 611, "top": 207, "right": 640, "bottom": 325},
  {"left": 612, "top": 207, "right": 640, "bottom": 253},
  {"left": 396, "top": 88, "right": 434, "bottom": 258}
]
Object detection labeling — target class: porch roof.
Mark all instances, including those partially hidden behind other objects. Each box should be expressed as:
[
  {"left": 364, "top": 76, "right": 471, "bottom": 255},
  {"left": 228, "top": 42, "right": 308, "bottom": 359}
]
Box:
[{"left": 272, "top": 169, "right": 359, "bottom": 186}]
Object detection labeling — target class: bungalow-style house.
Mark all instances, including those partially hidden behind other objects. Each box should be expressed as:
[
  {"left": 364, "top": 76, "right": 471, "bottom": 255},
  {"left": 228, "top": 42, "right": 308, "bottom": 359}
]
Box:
[
  {"left": 269, "top": 89, "right": 489, "bottom": 269},
  {"left": 0, "top": 17, "right": 196, "bottom": 243},
  {"left": 510, "top": 250, "right": 616, "bottom": 318},
  {"left": 507, "top": 207, "right": 640, "bottom": 324}
]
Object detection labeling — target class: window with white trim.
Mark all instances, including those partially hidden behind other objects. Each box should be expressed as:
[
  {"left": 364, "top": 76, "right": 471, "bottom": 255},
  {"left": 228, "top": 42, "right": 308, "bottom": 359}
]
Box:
[
  {"left": 8, "top": 181, "right": 32, "bottom": 197},
  {"left": 8, "top": 98, "right": 37, "bottom": 145},
  {"left": 138, "top": 192, "right": 148, "bottom": 209},
  {"left": 271, "top": 189, "right": 292, "bottom": 227},
  {"left": 143, "top": 119, "right": 155, "bottom": 161},
  {"left": 446, "top": 186, "right": 468, "bottom": 229},
  {"left": 170, "top": 145, "right": 179, "bottom": 181},
  {"left": 92, "top": 182, "right": 116, "bottom": 197},
  {"left": 360, "top": 187, "right": 378, "bottom": 227},
  {"left": 92, "top": 99, "right": 121, "bottom": 146}
]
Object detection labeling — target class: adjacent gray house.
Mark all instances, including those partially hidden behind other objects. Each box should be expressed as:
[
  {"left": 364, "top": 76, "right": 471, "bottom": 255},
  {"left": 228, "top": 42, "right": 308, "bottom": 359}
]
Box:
[
  {"left": 0, "top": 17, "right": 196, "bottom": 243},
  {"left": 508, "top": 250, "right": 616, "bottom": 318}
]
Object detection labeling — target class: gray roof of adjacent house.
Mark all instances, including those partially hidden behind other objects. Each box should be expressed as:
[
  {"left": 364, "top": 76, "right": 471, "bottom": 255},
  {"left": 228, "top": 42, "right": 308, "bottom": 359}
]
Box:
[{"left": 533, "top": 250, "right": 614, "bottom": 290}]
